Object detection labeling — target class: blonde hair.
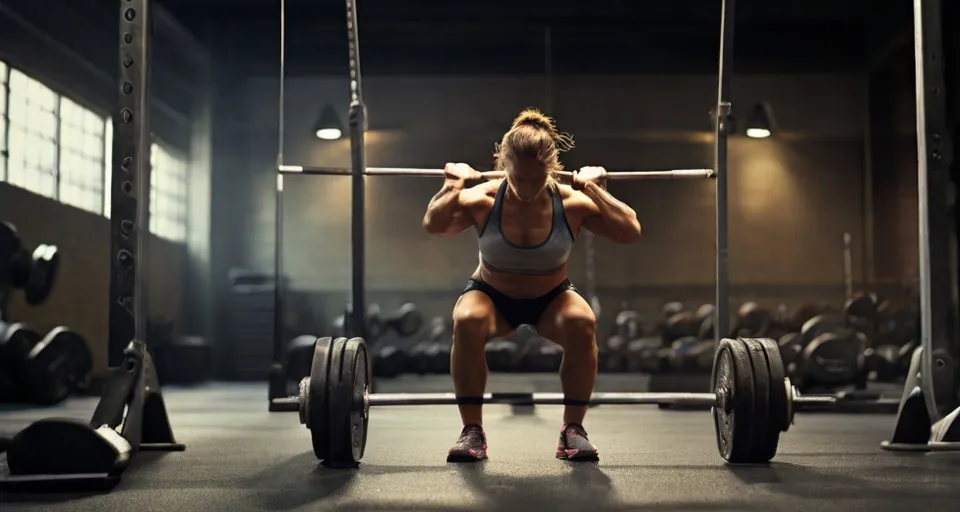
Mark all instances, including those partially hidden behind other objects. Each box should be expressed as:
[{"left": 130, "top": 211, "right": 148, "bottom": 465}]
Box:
[{"left": 493, "top": 109, "right": 574, "bottom": 184}]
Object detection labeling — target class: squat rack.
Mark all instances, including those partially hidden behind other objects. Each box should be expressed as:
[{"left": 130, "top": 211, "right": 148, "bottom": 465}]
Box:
[
  {"left": 265, "top": 0, "right": 960, "bottom": 443},
  {"left": 267, "top": 0, "right": 730, "bottom": 407}
]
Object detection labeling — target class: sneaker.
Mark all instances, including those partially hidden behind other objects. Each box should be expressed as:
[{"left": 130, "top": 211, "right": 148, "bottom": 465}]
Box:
[
  {"left": 447, "top": 424, "right": 488, "bottom": 462},
  {"left": 556, "top": 423, "right": 599, "bottom": 461}
]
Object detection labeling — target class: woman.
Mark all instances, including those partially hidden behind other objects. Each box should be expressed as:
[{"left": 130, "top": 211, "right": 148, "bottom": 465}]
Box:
[{"left": 422, "top": 109, "right": 642, "bottom": 462}]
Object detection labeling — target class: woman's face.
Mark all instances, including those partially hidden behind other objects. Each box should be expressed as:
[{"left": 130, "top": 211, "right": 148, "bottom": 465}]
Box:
[{"left": 506, "top": 157, "right": 549, "bottom": 202}]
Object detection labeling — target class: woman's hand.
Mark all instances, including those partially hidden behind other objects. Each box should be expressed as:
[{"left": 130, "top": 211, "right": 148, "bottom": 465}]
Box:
[{"left": 572, "top": 166, "right": 608, "bottom": 190}]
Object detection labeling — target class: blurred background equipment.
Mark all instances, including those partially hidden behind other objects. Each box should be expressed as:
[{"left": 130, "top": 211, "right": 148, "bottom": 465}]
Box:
[{"left": 0, "top": 222, "right": 91, "bottom": 406}]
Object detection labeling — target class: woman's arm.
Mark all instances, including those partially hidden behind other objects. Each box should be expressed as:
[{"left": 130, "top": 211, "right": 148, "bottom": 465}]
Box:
[
  {"left": 579, "top": 182, "right": 642, "bottom": 244},
  {"left": 422, "top": 181, "right": 474, "bottom": 237}
]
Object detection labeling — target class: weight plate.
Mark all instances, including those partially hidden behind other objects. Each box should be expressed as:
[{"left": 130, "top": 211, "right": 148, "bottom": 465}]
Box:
[
  {"left": 740, "top": 338, "right": 771, "bottom": 462},
  {"left": 712, "top": 338, "right": 755, "bottom": 463},
  {"left": 326, "top": 337, "right": 369, "bottom": 467},
  {"left": 747, "top": 338, "right": 787, "bottom": 462},
  {"left": 307, "top": 337, "right": 334, "bottom": 460}
]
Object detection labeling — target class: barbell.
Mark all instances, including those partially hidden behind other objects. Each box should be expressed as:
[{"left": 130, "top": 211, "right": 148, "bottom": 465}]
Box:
[
  {"left": 270, "top": 336, "right": 837, "bottom": 467},
  {"left": 278, "top": 165, "right": 716, "bottom": 181}
]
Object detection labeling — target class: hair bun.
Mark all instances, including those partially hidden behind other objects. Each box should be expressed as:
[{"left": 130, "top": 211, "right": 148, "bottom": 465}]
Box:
[{"left": 512, "top": 109, "right": 555, "bottom": 131}]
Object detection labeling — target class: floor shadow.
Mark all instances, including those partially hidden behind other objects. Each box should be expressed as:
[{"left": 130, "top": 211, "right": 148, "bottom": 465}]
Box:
[
  {"left": 247, "top": 452, "right": 360, "bottom": 510},
  {"left": 725, "top": 460, "right": 960, "bottom": 500},
  {"left": 458, "top": 460, "right": 617, "bottom": 510}
]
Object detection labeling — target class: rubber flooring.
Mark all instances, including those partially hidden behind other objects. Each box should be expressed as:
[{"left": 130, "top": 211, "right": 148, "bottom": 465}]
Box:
[{"left": 1, "top": 378, "right": 958, "bottom": 512}]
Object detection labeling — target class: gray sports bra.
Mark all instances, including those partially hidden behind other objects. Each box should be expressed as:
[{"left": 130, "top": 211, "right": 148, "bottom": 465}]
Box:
[{"left": 477, "top": 180, "right": 575, "bottom": 275}]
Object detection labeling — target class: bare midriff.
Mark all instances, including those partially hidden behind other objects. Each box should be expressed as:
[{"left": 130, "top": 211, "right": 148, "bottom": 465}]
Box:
[{"left": 472, "top": 264, "right": 568, "bottom": 299}]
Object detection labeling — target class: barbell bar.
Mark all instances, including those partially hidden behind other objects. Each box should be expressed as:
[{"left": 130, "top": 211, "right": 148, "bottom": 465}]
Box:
[
  {"left": 277, "top": 165, "right": 716, "bottom": 180},
  {"left": 272, "top": 387, "right": 835, "bottom": 412}
]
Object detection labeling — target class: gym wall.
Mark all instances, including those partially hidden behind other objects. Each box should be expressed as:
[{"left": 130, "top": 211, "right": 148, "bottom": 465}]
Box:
[
  {"left": 223, "top": 73, "right": 867, "bottom": 326},
  {"left": 868, "top": 44, "right": 921, "bottom": 301},
  {"left": 0, "top": 1, "right": 213, "bottom": 376}
]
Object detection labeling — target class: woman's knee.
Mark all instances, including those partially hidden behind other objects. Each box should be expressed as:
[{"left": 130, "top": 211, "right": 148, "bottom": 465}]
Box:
[
  {"left": 558, "top": 310, "right": 597, "bottom": 342},
  {"left": 452, "top": 295, "right": 495, "bottom": 342}
]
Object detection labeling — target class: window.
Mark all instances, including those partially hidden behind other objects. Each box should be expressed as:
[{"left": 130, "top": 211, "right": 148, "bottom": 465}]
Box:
[
  {"left": 150, "top": 142, "right": 188, "bottom": 242},
  {"left": 103, "top": 119, "right": 113, "bottom": 217},
  {"left": 104, "top": 133, "right": 189, "bottom": 243},
  {"left": 1, "top": 61, "right": 7, "bottom": 181},
  {"left": 59, "top": 97, "right": 106, "bottom": 214},
  {"left": 6, "top": 69, "right": 59, "bottom": 198}
]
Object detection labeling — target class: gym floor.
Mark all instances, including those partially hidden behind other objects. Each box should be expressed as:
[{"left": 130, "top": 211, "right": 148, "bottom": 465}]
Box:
[{"left": 1, "top": 377, "right": 958, "bottom": 512}]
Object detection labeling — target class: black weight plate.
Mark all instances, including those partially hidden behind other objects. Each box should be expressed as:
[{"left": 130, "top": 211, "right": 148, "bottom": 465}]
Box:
[
  {"left": 740, "top": 338, "right": 771, "bottom": 462},
  {"left": 321, "top": 337, "right": 347, "bottom": 462},
  {"left": 747, "top": 338, "right": 787, "bottom": 462},
  {"left": 326, "top": 337, "right": 369, "bottom": 467},
  {"left": 308, "top": 337, "right": 334, "bottom": 460},
  {"left": 712, "top": 338, "right": 755, "bottom": 463}
]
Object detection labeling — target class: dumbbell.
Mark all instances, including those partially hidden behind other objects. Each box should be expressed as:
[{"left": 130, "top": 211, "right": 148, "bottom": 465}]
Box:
[
  {"left": 800, "top": 314, "right": 848, "bottom": 346},
  {"left": 795, "top": 330, "right": 866, "bottom": 390},
  {"left": 778, "top": 332, "right": 805, "bottom": 379},
  {"left": 694, "top": 303, "right": 716, "bottom": 340},
  {"left": 337, "top": 303, "right": 424, "bottom": 342},
  {"left": 519, "top": 337, "right": 563, "bottom": 373},
  {"left": 0, "top": 322, "right": 92, "bottom": 405},
  {"left": 404, "top": 316, "right": 451, "bottom": 375},
  {"left": 409, "top": 341, "right": 450, "bottom": 375},
  {"left": 787, "top": 303, "right": 836, "bottom": 333},
  {"left": 666, "top": 336, "right": 705, "bottom": 372},
  {"left": 625, "top": 337, "right": 664, "bottom": 373},
  {"left": 0, "top": 222, "right": 60, "bottom": 306},
  {"left": 614, "top": 310, "right": 643, "bottom": 340},
  {"left": 732, "top": 302, "right": 773, "bottom": 338},
  {"left": 867, "top": 339, "right": 917, "bottom": 382},
  {"left": 600, "top": 334, "right": 629, "bottom": 372},
  {"left": 486, "top": 340, "right": 519, "bottom": 372},
  {"left": 661, "top": 311, "right": 700, "bottom": 344},
  {"left": 372, "top": 344, "right": 409, "bottom": 378},
  {"left": 844, "top": 292, "right": 879, "bottom": 340},
  {"left": 661, "top": 301, "right": 684, "bottom": 319}
]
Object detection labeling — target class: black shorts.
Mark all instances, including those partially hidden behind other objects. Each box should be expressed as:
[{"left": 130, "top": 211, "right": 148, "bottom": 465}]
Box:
[{"left": 461, "top": 279, "right": 580, "bottom": 329}]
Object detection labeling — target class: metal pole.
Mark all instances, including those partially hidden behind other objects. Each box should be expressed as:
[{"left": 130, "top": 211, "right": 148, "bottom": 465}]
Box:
[
  {"left": 912, "top": 0, "right": 957, "bottom": 419},
  {"left": 345, "top": 0, "right": 366, "bottom": 339},
  {"left": 714, "top": 0, "right": 736, "bottom": 357},
  {"left": 271, "top": 0, "right": 287, "bottom": 389},
  {"left": 109, "top": 0, "right": 152, "bottom": 365}
]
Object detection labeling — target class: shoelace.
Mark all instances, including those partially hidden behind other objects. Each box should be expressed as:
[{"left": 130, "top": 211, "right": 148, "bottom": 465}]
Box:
[
  {"left": 459, "top": 425, "right": 485, "bottom": 445},
  {"left": 564, "top": 424, "right": 589, "bottom": 440}
]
